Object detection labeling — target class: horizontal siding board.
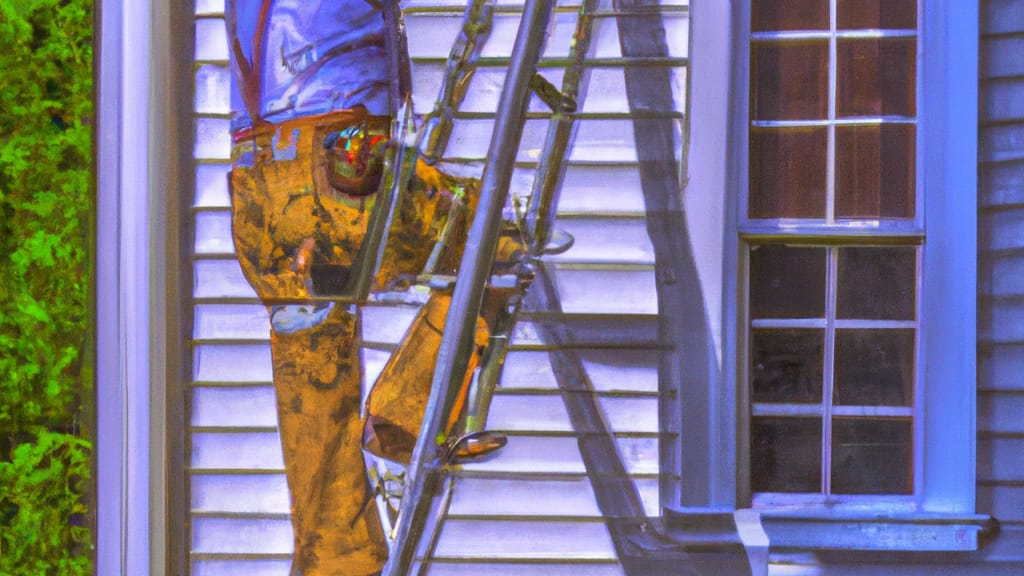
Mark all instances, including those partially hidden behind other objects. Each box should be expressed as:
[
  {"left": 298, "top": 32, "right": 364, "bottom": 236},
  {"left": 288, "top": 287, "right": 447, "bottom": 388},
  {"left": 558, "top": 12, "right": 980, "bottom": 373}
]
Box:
[
  {"left": 191, "top": 474, "right": 290, "bottom": 514},
  {"left": 556, "top": 165, "right": 647, "bottom": 215},
  {"left": 413, "top": 65, "right": 683, "bottom": 115},
  {"left": 193, "top": 304, "right": 270, "bottom": 340},
  {"left": 510, "top": 317, "right": 659, "bottom": 348},
  {"left": 979, "top": 252, "right": 1024, "bottom": 297},
  {"left": 194, "top": 117, "right": 231, "bottom": 159},
  {"left": 195, "top": 63, "right": 230, "bottom": 114},
  {"left": 978, "top": 391, "right": 1024, "bottom": 433},
  {"left": 190, "top": 386, "right": 278, "bottom": 428},
  {"left": 497, "top": 349, "right": 665, "bottom": 394},
  {"left": 546, "top": 219, "right": 656, "bottom": 265},
  {"left": 460, "top": 436, "right": 586, "bottom": 474},
  {"left": 980, "top": 159, "right": 1024, "bottom": 208},
  {"left": 970, "top": 525, "right": 1024, "bottom": 563},
  {"left": 597, "top": 396, "right": 660, "bottom": 434},
  {"left": 194, "top": 163, "right": 231, "bottom": 207},
  {"left": 192, "top": 517, "right": 293, "bottom": 554},
  {"left": 613, "top": 436, "right": 659, "bottom": 475},
  {"left": 487, "top": 394, "right": 659, "bottom": 434},
  {"left": 445, "top": 118, "right": 650, "bottom": 163},
  {"left": 980, "top": 78, "right": 1024, "bottom": 123},
  {"left": 194, "top": 0, "right": 224, "bottom": 17},
  {"left": 194, "top": 344, "right": 273, "bottom": 382},
  {"left": 193, "top": 260, "right": 257, "bottom": 299},
  {"left": 982, "top": 0, "right": 1024, "bottom": 35},
  {"left": 194, "top": 18, "right": 228, "bottom": 61},
  {"left": 360, "top": 305, "right": 421, "bottom": 345},
  {"left": 980, "top": 207, "right": 1024, "bottom": 252},
  {"left": 425, "top": 564, "right": 624, "bottom": 576},
  {"left": 979, "top": 122, "right": 1024, "bottom": 164},
  {"left": 194, "top": 210, "right": 235, "bottom": 255},
  {"left": 448, "top": 477, "right": 603, "bottom": 517},
  {"left": 361, "top": 347, "right": 391, "bottom": 401},
  {"left": 769, "top": 561, "right": 1024, "bottom": 575},
  {"left": 977, "top": 483, "right": 1024, "bottom": 522},
  {"left": 499, "top": 351, "right": 561, "bottom": 390},
  {"left": 192, "top": 560, "right": 292, "bottom": 576},
  {"left": 432, "top": 519, "right": 617, "bottom": 560},
  {"left": 979, "top": 343, "right": 1024, "bottom": 391},
  {"left": 406, "top": 12, "right": 687, "bottom": 61},
  {"left": 981, "top": 36, "right": 1024, "bottom": 79},
  {"left": 978, "top": 298, "right": 1024, "bottom": 342},
  {"left": 191, "top": 432, "right": 285, "bottom": 470},
  {"left": 549, "top": 267, "right": 658, "bottom": 315},
  {"left": 578, "top": 349, "right": 660, "bottom": 393},
  {"left": 488, "top": 394, "right": 575, "bottom": 432},
  {"left": 976, "top": 436, "right": 1024, "bottom": 483},
  {"left": 454, "top": 435, "right": 663, "bottom": 477}
]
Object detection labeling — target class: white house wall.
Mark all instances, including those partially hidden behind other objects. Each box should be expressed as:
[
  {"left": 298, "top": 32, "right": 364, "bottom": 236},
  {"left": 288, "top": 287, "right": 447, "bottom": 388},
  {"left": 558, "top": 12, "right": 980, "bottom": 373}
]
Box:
[
  {"left": 975, "top": 0, "right": 1024, "bottom": 569},
  {"left": 187, "top": 1, "right": 686, "bottom": 574},
  {"left": 184, "top": 0, "right": 1024, "bottom": 574}
]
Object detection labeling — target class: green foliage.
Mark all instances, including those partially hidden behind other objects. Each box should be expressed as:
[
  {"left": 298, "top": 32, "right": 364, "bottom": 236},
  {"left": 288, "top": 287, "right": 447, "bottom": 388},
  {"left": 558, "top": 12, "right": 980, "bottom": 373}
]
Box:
[
  {"left": 0, "top": 0, "right": 94, "bottom": 572},
  {"left": 0, "top": 430, "right": 92, "bottom": 576},
  {"left": 0, "top": 0, "right": 93, "bottom": 432}
]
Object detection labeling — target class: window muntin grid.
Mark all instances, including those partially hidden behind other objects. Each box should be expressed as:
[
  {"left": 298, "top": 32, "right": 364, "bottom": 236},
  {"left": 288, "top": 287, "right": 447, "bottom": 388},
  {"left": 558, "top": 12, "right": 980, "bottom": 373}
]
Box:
[
  {"left": 748, "top": 243, "right": 919, "bottom": 499},
  {"left": 745, "top": 0, "right": 921, "bottom": 502},
  {"left": 744, "top": 0, "right": 921, "bottom": 232}
]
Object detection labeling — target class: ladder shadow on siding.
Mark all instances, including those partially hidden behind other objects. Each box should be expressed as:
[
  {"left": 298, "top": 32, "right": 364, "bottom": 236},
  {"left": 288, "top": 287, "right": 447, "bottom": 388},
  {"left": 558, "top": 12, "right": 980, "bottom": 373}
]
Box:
[{"left": 522, "top": 262, "right": 751, "bottom": 576}]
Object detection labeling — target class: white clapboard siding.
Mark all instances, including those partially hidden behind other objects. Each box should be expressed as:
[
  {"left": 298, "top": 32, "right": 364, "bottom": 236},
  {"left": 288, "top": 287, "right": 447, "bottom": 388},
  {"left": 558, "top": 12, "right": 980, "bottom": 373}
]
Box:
[
  {"left": 977, "top": 0, "right": 1024, "bottom": 569},
  {"left": 188, "top": 0, "right": 686, "bottom": 574},
  {"left": 190, "top": 2, "right": 296, "bottom": 572}
]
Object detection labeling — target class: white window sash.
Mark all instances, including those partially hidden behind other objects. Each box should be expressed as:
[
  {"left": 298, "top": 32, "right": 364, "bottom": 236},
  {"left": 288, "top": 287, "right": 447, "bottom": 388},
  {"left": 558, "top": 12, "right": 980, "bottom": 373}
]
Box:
[{"left": 680, "top": 0, "right": 984, "bottom": 540}]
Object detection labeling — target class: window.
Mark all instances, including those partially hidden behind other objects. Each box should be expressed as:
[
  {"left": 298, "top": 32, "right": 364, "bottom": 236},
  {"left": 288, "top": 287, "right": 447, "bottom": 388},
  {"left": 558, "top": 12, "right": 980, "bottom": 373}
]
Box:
[
  {"left": 678, "top": 0, "right": 991, "bottom": 550},
  {"left": 745, "top": 0, "right": 921, "bottom": 505}
]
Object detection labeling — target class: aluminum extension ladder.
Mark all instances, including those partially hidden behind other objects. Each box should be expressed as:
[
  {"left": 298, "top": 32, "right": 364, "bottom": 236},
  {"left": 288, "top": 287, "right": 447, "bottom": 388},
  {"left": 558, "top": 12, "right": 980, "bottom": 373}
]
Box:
[{"left": 380, "top": 0, "right": 601, "bottom": 573}]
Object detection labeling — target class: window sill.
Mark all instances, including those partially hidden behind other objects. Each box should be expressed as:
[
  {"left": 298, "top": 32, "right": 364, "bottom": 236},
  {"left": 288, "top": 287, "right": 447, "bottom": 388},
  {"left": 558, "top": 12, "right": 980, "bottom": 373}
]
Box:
[{"left": 757, "top": 509, "right": 999, "bottom": 552}]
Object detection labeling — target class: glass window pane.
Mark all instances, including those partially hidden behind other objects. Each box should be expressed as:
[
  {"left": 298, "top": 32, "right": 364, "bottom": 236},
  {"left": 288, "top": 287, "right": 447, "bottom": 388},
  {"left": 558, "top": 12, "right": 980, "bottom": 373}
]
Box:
[
  {"left": 837, "top": 0, "right": 917, "bottom": 30},
  {"left": 752, "top": 41, "right": 829, "bottom": 120},
  {"left": 751, "top": 417, "right": 822, "bottom": 493},
  {"left": 837, "top": 38, "right": 916, "bottom": 118},
  {"left": 752, "top": 329, "right": 824, "bottom": 403},
  {"left": 836, "top": 247, "right": 916, "bottom": 320},
  {"left": 750, "top": 245, "right": 827, "bottom": 318},
  {"left": 834, "top": 329, "right": 915, "bottom": 406},
  {"left": 831, "top": 418, "right": 912, "bottom": 494},
  {"left": 749, "top": 127, "right": 828, "bottom": 218},
  {"left": 752, "top": 0, "right": 829, "bottom": 31},
  {"left": 836, "top": 124, "right": 915, "bottom": 219}
]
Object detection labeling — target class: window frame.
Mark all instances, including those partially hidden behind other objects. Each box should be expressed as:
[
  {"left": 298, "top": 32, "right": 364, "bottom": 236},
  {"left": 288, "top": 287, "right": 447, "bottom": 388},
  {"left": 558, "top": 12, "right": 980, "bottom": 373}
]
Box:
[
  {"left": 742, "top": 1, "right": 924, "bottom": 506},
  {"left": 678, "top": 0, "right": 992, "bottom": 551},
  {"left": 96, "top": 0, "right": 191, "bottom": 573}
]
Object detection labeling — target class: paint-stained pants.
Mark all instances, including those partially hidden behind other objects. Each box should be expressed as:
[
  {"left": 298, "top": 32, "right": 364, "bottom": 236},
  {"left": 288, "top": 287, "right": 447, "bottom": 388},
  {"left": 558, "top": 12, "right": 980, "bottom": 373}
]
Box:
[
  {"left": 269, "top": 306, "right": 387, "bottom": 576},
  {"left": 230, "top": 108, "right": 481, "bottom": 575}
]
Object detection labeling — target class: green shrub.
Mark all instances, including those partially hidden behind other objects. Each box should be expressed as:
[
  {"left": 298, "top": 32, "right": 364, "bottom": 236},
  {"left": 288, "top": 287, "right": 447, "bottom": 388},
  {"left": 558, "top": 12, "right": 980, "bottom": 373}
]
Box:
[
  {"left": 0, "top": 431, "right": 92, "bottom": 576},
  {"left": 0, "top": 0, "right": 94, "bottom": 572}
]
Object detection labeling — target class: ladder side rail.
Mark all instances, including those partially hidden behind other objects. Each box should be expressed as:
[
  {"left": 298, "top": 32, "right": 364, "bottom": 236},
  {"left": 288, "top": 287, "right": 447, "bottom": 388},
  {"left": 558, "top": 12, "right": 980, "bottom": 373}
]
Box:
[
  {"left": 421, "top": 0, "right": 494, "bottom": 162},
  {"left": 382, "top": 1, "right": 556, "bottom": 573},
  {"left": 465, "top": 0, "right": 603, "bottom": 433},
  {"left": 523, "top": 0, "right": 602, "bottom": 254}
]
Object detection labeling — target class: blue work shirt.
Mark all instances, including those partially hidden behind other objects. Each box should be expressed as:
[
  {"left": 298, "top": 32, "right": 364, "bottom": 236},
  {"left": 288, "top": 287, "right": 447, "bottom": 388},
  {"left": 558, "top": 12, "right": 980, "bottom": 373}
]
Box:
[{"left": 227, "top": 0, "right": 390, "bottom": 131}]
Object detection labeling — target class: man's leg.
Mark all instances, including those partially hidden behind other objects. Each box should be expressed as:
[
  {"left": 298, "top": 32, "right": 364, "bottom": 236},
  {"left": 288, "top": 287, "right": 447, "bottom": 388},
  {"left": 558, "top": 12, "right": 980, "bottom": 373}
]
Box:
[{"left": 269, "top": 305, "right": 388, "bottom": 576}]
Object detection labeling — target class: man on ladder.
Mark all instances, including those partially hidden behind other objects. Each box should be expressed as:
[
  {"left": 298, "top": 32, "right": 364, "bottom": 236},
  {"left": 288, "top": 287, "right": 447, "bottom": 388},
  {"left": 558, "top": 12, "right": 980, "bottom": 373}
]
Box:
[{"left": 225, "top": 1, "right": 513, "bottom": 574}]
